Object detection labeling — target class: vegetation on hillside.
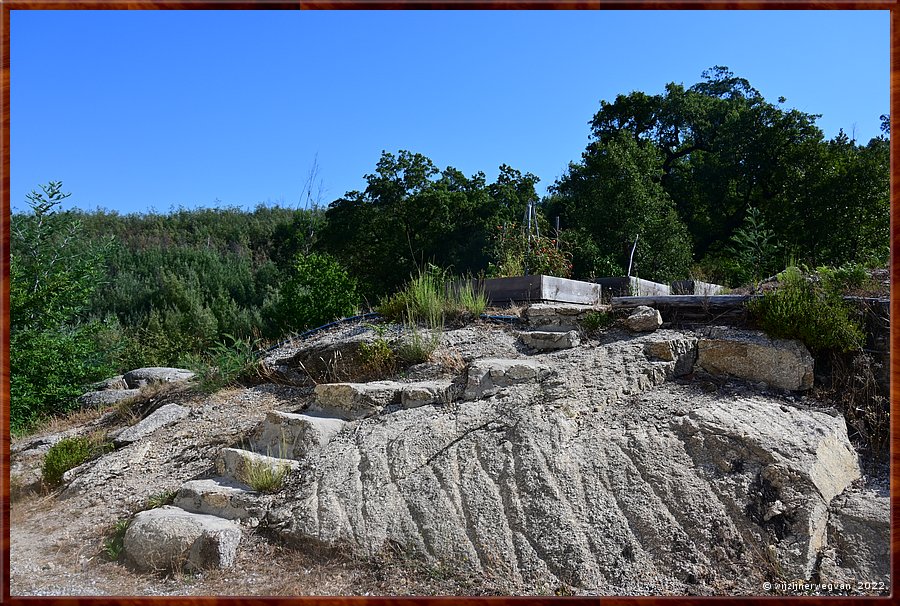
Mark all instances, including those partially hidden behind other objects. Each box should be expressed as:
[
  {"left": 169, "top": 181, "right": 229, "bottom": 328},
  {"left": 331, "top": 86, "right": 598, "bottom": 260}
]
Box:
[{"left": 10, "top": 66, "right": 889, "bottom": 435}]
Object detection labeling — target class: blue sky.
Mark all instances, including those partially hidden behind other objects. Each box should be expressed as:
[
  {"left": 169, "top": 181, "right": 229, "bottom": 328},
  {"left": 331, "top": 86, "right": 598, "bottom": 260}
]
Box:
[{"left": 11, "top": 10, "right": 889, "bottom": 214}]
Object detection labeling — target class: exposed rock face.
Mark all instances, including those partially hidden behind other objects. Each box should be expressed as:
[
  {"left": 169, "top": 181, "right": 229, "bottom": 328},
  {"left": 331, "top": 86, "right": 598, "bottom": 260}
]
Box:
[
  {"left": 519, "top": 330, "right": 581, "bottom": 351},
  {"left": 123, "top": 367, "right": 196, "bottom": 389},
  {"left": 249, "top": 411, "right": 346, "bottom": 460},
  {"left": 624, "top": 306, "right": 662, "bottom": 332},
  {"left": 175, "top": 478, "right": 268, "bottom": 522},
  {"left": 124, "top": 506, "right": 241, "bottom": 572},
  {"left": 114, "top": 403, "right": 190, "bottom": 446},
  {"left": 267, "top": 381, "right": 861, "bottom": 593},
  {"left": 672, "top": 398, "right": 860, "bottom": 580},
  {"left": 525, "top": 303, "right": 597, "bottom": 330},
  {"left": 818, "top": 488, "right": 890, "bottom": 584},
  {"left": 697, "top": 327, "right": 814, "bottom": 391},
  {"left": 463, "top": 358, "right": 550, "bottom": 400}
]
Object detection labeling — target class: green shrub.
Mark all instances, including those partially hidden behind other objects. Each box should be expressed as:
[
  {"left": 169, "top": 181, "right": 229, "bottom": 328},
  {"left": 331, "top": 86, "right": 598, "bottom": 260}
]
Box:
[
  {"left": 396, "top": 319, "right": 441, "bottom": 365},
  {"left": 274, "top": 252, "right": 359, "bottom": 333},
  {"left": 580, "top": 310, "right": 613, "bottom": 334},
  {"left": 359, "top": 328, "right": 398, "bottom": 377},
  {"left": 749, "top": 266, "right": 865, "bottom": 354},
  {"left": 377, "top": 265, "right": 485, "bottom": 326},
  {"left": 816, "top": 262, "right": 869, "bottom": 293},
  {"left": 42, "top": 434, "right": 111, "bottom": 486}
]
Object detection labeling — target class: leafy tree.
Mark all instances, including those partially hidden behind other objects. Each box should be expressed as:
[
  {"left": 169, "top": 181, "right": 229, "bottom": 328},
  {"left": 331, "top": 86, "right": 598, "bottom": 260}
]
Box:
[
  {"left": 724, "top": 206, "right": 779, "bottom": 284},
  {"left": 546, "top": 133, "right": 693, "bottom": 283},
  {"left": 10, "top": 183, "right": 118, "bottom": 433},
  {"left": 321, "top": 150, "right": 541, "bottom": 298}
]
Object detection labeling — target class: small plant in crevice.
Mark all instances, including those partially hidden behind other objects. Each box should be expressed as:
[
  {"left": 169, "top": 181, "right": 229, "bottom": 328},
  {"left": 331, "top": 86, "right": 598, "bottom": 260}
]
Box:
[
  {"left": 143, "top": 489, "right": 177, "bottom": 510},
  {"left": 241, "top": 458, "right": 290, "bottom": 494},
  {"left": 358, "top": 323, "right": 398, "bottom": 377},
  {"left": 580, "top": 310, "right": 614, "bottom": 334},
  {"left": 103, "top": 518, "right": 130, "bottom": 561},
  {"left": 396, "top": 316, "right": 441, "bottom": 365},
  {"left": 42, "top": 433, "right": 113, "bottom": 487}
]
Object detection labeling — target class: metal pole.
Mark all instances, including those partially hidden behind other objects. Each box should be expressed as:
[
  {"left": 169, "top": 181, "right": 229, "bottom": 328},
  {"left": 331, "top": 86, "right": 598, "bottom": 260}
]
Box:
[{"left": 627, "top": 234, "right": 639, "bottom": 277}]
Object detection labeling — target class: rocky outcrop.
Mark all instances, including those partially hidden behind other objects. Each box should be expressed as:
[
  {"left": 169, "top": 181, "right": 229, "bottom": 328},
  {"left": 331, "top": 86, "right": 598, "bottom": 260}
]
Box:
[
  {"left": 525, "top": 303, "right": 598, "bottom": 331},
  {"left": 123, "top": 367, "right": 196, "bottom": 389},
  {"left": 463, "top": 358, "right": 550, "bottom": 400},
  {"left": 672, "top": 398, "right": 860, "bottom": 580},
  {"left": 624, "top": 306, "right": 662, "bottom": 332},
  {"left": 818, "top": 488, "right": 890, "bottom": 584},
  {"left": 124, "top": 506, "right": 241, "bottom": 572},
  {"left": 78, "top": 389, "right": 141, "bottom": 409},
  {"left": 697, "top": 327, "right": 814, "bottom": 391}
]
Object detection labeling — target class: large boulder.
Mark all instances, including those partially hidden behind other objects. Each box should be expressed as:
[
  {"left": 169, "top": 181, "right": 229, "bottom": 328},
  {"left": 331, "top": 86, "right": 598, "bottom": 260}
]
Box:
[
  {"left": 697, "top": 327, "right": 814, "bottom": 391},
  {"left": 310, "top": 381, "right": 403, "bottom": 419},
  {"left": 78, "top": 389, "right": 141, "bottom": 409},
  {"left": 624, "top": 306, "right": 662, "bottom": 332},
  {"left": 123, "top": 506, "right": 242, "bottom": 572},
  {"left": 673, "top": 397, "right": 861, "bottom": 580},
  {"left": 525, "top": 303, "right": 598, "bottom": 330},
  {"left": 123, "top": 367, "right": 195, "bottom": 389},
  {"left": 818, "top": 487, "right": 890, "bottom": 585}
]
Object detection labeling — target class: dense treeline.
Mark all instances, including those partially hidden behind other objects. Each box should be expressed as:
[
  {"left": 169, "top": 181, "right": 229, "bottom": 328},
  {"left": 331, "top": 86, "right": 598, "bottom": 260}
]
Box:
[{"left": 10, "top": 66, "right": 889, "bottom": 434}]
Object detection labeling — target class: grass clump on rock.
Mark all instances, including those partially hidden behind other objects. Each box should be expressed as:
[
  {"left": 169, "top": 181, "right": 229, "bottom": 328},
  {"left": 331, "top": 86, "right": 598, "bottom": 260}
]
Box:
[
  {"left": 42, "top": 433, "right": 112, "bottom": 487},
  {"left": 241, "top": 458, "right": 290, "bottom": 494}
]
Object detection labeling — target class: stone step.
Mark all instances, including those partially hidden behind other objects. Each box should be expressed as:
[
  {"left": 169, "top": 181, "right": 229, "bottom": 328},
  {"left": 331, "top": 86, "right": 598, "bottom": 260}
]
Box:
[
  {"left": 464, "top": 358, "right": 550, "bottom": 400},
  {"left": 519, "top": 330, "right": 581, "bottom": 351},
  {"left": 248, "top": 410, "right": 347, "bottom": 460},
  {"left": 174, "top": 477, "right": 269, "bottom": 523},
  {"left": 215, "top": 448, "right": 300, "bottom": 487},
  {"left": 310, "top": 380, "right": 454, "bottom": 420},
  {"left": 123, "top": 505, "right": 242, "bottom": 572}
]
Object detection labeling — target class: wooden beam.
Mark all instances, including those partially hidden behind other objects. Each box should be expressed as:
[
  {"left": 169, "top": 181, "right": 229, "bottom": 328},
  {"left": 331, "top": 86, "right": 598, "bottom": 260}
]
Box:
[{"left": 611, "top": 295, "right": 755, "bottom": 309}]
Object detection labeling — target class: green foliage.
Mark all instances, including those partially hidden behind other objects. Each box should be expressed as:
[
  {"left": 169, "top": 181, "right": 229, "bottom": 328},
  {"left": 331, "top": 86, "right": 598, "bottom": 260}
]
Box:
[
  {"left": 241, "top": 458, "right": 290, "bottom": 494},
  {"left": 580, "top": 310, "right": 614, "bottom": 334},
  {"left": 487, "top": 222, "right": 572, "bottom": 278},
  {"left": 816, "top": 262, "right": 869, "bottom": 293},
  {"left": 396, "top": 319, "right": 442, "bottom": 365},
  {"left": 144, "top": 490, "right": 177, "bottom": 510},
  {"left": 187, "top": 334, "right": 260, "bottom": 393},
  {"left": 547, "top": 133, "right": 694, "bottom": 283},
  {"left": 273, "top": 252, "right": 358, "bottom": 334},
  {"left": 10, "top": 184, "right": 119, "bottom": 434},
  {"left": 749, "top": 266, "right": 865, "bottom": 354},
  {"left": 358, "top": 326, "right": 398, "bottom": 377},
  {"left": 103, "top": 518, "right": 130, "bottom": 561},
  {"left": 725, "top": 206, "right": 779, "bottom": 284},
  {"left": 377, "top": 265, "right": 485, "bottom": 326},
  {"left": 42, "top": 434, "right": 111, "bottom": 487},
  {"left": 322, "top": 151, "right": 540, "bottom": 298}
]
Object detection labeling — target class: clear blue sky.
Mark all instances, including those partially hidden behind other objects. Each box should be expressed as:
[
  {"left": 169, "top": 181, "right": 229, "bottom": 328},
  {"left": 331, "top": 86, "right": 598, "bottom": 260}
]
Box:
[{"left": 11, "top": 10, "right": 889, "bottom": 214}]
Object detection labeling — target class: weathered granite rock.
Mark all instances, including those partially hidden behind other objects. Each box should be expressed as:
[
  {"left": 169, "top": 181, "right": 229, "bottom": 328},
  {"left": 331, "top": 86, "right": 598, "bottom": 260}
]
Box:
[
  {"left": 818, "top": 488, "right": 890, "bottom": 584},
  {"left": 114, "top": 403, "right": 190, "bottom": 446},
  {"left": 525, "top": 303, "right": 598, "bottom": 330},
  {"left": 215, "top": 448, "right": 300, "bottom": 484},
  {"left": 624, "top": 306, "right": 662, "bottom": 332},
  {"left": 249, "top": 410, "right": 346, "bottom": 460},
  {"left": 123, "top": 367, "right": 195, "bottom": 389},
  {"left": 463, "top": 358, "right": 550, "bottom": 400},
  {"left": 697, "top": 327, "right": 814, "bottom": 391},
  {"left": 92, "top": 375, "right": 128, "bottom": 391},
  {"left": 310, "top": 381, "right": 402, "bottom": 419},
  {"left": 174, "top": 478, "right": 268, "bottom": 522},
  {"left": 673, "top": 397, "right": 860, "bottom": 580},
  {"left": 124, "top": 506, "right": 242, "bottom": 572},
  {"left": 78, "top": 389, "right": 141, "bottom": 409},
  {"left": 519, "top": 330, "right": 581, "bottom": 351},
  {"left": 643, "top": 336, "right": 698, "bottom": 377},
  {"left": 400, "top": 381, "right": 453, "bottom": 409}
]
